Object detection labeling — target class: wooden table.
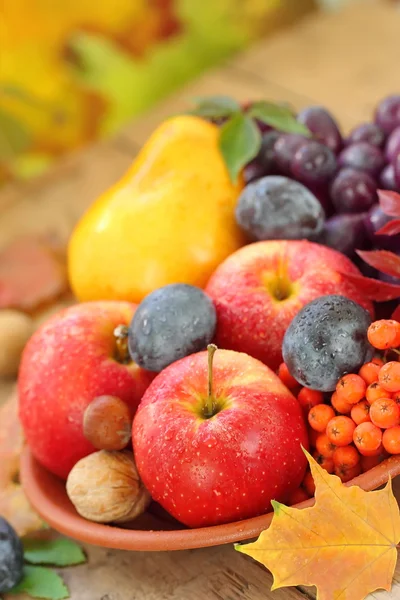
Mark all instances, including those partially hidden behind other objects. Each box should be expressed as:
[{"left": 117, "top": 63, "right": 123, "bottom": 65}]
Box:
[{"left": 2, "top": 1, "right": 400, "bottom": 598}]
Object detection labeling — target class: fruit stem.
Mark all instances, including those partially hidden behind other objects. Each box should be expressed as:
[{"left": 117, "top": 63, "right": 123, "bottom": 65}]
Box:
[
  {"left": 114, "top": 325, "right": 130, "bottom": 364},
  {"left": 205, "top": 344, "right": 218, "bottom": 418}
]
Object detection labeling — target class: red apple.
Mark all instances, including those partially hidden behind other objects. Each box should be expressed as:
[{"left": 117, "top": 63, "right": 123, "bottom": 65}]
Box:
[
  {"left": 133, "top": 347, "right": 308, "bottom": 527},
  {"left": 18, "top": 302, "right": 155, "bottom": 479},
  {"left": 205, "top": 240, "right": 374, "bottom": 371}
]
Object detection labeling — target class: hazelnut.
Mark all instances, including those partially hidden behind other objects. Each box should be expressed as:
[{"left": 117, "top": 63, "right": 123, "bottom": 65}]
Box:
[
  {"left": 83, "top": 395, "right": 132, "bottom": 451},
  {"left": 0, "top": 310, "right": 34, "bottom": 378},
  {"left": 66, "top": 450, "right": 151, "bottom": 523}
]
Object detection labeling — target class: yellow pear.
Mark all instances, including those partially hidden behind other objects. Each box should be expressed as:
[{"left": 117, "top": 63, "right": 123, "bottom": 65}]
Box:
[{"left": 68, "top": 115, "right": 245, "bottom": 303}]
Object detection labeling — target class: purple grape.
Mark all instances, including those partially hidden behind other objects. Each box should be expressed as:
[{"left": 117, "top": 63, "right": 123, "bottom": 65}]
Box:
[
  {"left": 291, "top": 141, "right": 337, "bottom": 186},
  {"left": 385, "top": 126, "right": 400, "bottom": 162},
  {"left": 338, "top": 142, "right": 385, "bottom": 177},
  {"left": 243, "top": 130, "right": 279, "bottom": 184},
  {"left": 395, "top": 154, "right": 400, "bottom": 188},
  {"left": 375, "top": 95, "right": 400, "bottom": 135},
  {"left": 273, "top": 133, "right": 309, "bottom": 175},
  {"left": 297, "top": 106, "right": 342, "bottom": 153},
  {"left": 330, "top": 168, "right": 377, "bottom": 214},
  {"left": 243, "top": 160, "right": 267, "bottom": 184},
  {"left": 346, "top": 123, "right": 385, "bottom": 148},
  {"left": 318, "top": 213, "right": 367, "bottom": 257},
  {"left": 380, "top": 163, "right": 399, "bottom": 192}
]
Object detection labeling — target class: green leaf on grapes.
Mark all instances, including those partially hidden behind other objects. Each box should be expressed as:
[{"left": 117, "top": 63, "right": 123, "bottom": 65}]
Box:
[
  {"left": 189, "top": 95, "right": 241, "bottom": 118},
  {"left": 248, "top": 101, "right": 310, "bottom": 136},
  {"left": 0, "top": 108, "right": 31, "bottom": 161},
  {"left": 24, "top": 537, "right": 86, "bottom": 567},
  {"left": 219, "top": 113, "right": 261, "bottom": 183},
  {"left": 8, "top": 566, "right": 69, "bottom": 600}
]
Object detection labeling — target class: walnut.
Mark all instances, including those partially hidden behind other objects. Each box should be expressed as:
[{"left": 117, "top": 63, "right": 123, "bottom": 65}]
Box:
[{"left": 66, "top": 450, "right": 151, "bottom": 523}]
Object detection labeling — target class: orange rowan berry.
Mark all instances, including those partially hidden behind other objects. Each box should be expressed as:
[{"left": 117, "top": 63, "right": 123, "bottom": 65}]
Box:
[
  {"left": 358, "top": 443, "right": 384, "bottom": 457},
  {"left": 369, "top": 397, "right": 400, "bottom": 429},
  {"left": 326, "top": 416, "right": 356, "bottom": 447},
  {"left": 382, "top": 426, "right": 400, "bottom": 454},
  {"left": 371, "top": 357, "right": 384, "bottom": 367},
  {"left": 287, "top": 487, "right": 310, "bottom": 506},
  {"left": 308, "top": 404, "right": 335, "bottom": 433},
  {"left": 302, "top": 470, "right": 315, "bottom": 496},
  {"left": 358, "top": 361, "right": 381, "bottom": 385},
  {"left": 366, "top": 382, "right": 391, "bottom": 404},
  {"left": 333, "top": 445, "right": 360, "bottom": 469},
  {"left": 334, "top": 462, "right": 361, "bottom": 483},
  {"left": 315, "top": 433, "right": 337, "bottom": 458},
  {"left": 353, "top": 422, "right": 382, "bottom": 454},
  {"left": 379, "top": 361, "right": 400, "bottom": 393},
  {"left": 313, "top": 451, "right": 335, "bottom": 473},
  {"left": 278, "top": 363, "right": 299, "bottom": 391},
  {"left": 297, "top": 387, "right": 324, "bottom": 413},
  {"left": 367, "top": 319, "right": 400, "bottom": 350},
  {"left": 331, "top": 391, "right": 352, "bottom": 414},
  {"left": 336, "top": 374, "right": 366, "bottom": 405},
  {"left": 350, "top": 400, "right": 371, "bottom": 425}
]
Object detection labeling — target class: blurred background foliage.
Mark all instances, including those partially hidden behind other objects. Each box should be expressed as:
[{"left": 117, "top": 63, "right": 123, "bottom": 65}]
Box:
[{"left": 0, "top": 0, "right": 313, "bottom": 186}]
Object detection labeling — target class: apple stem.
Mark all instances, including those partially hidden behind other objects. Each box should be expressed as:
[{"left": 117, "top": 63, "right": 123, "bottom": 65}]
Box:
[
  {"left": 206, "top": 344, "right": 218, "bottom": 418},
  {"left": 114, "top": 325, "right": 130, "bottom": 364}
]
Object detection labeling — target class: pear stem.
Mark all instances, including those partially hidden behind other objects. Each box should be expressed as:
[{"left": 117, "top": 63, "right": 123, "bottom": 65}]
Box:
[
  {"left": 205, "top": 344, "right": 218, "bottom": 418},
  {"left": 114, "top": 325, "right": 130, "bottom": 364}
]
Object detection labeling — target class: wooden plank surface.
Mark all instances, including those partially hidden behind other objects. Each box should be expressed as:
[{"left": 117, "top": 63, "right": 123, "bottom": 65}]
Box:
[{"left": 2, "top": 1, "right": 400, "bottom": 598}]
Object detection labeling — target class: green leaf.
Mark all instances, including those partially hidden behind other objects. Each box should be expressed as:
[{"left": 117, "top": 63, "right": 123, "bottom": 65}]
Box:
[
  {"left": 219, "top": 113, "right": 261, "bottom": 183},
  {"left": 248, "top": 101, "right": 311, "bottom": 136},
  {"left": 8, "top": 566, "right": 69, "bottom": 600},
  {"left": 189, "top": 95, "right": 240, "bottom": 118},
  {"left": 0, "top": 109, "right": 31, "bottom": 161},
  {"left": 23, "top": 538, "right": 86, "bottom": 567}
]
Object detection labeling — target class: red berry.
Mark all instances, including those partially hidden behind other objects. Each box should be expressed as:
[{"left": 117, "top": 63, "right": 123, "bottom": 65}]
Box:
[
  {"left": 382, "top": 426, "right": 400, "bottom": 454},
  {"left": 315, "top": 433, "right": 337, "bottom": 458},
  {"left": 366, "top": 382, "right": 391, "bottom": 405},
  {"left": 379, "top": 361, "right": 400, "bottom": 393},
  {"left": 308, "top": 404, "right": 335, "bottom": 433},
  {"left": 350, "top": 400, "right": 371, "bottom": 425},
  {"left": 278, "top": 363, "right": 299, "bottom": 391},
  {"left": 326, "top": 416, "right": 356, "bottom": 447},
  {"left": 288, "top": 487, "right": 310, "bottom": 506},
  {"left": 336, "top": 374, "right": 366, "bottom": 405},
  {"left": 333, "top": 445, "right": 360, "bottom": 469},
  {"left": 367, "top": 319, "right": 400, "bottom": 350},
  {"left": 353, "top": 422, "right": 383, "bottom": 455},
  {"left": 331, "top": 391, "right": 352, "bottom": 414},
  {"left": 298, "top": 387, "right": 324, "bottom": 413},
  {"left": 334, "top": 463, "right": 361, "bottom": 483},
  {"left": 370, "top": 397, "right": 400, "bottom": 429},
  {"left": 302, "top": 470, "right": 315, "bottom": 496},
  {"left": 313, "top": 451, "right": 335, "bottom": 473},
  {"left": 358, "top": 361, "right": 381, "bottom": 385}
]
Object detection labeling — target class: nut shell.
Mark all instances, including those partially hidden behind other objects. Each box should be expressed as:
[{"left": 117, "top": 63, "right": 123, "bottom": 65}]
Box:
[{"left": 66, "top": 450, "right": 151, "bottom": 523}]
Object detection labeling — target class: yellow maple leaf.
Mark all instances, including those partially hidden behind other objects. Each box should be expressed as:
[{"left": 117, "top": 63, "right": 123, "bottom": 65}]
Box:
[{"left": 237, "top": 450, "right": 400, "bottom": 600}]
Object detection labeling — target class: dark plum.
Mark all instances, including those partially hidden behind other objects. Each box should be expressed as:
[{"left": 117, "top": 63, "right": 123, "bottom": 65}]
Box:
[
  {"left": 380, "top": 164, "right": 399, "bottom": 192},
  {"left": 318, "top": 213, "right": 367, "bottom": 257},
  {"left": 243, "top": 160, "right": 267, "bottom": 185},
  {"left": 338, "top": 142, "right": 385, "bottom": 177},
  {"left": 297, "top": 106, "right": 342, "bottom": 153},
  {"left": 330, "top": 168, "right": 377, "bottom": 214},
  {"left": 0, "top": 517, "right": 24, "bottom": 593},
  {"left": 374, "top": 95, "right": 400, "bottom": 135},
  {"left": 273, "top": 133, "right": 309, "bottom": 175},
  {"left": 346, "top": 123, "right": 385, "bottom": 148},
  {"left": 235, "top": 175, "right": 325, "bottom": 242},
  {"left": 282, "top": 295, "right": 373, "bottom": 392},
  {"left": 291, "top": 141, "right": 337, "bottom": 186},
  {"left": 385, "top": 126, "right": 400, "bottom": 162},
  {"left": 128, "top": 284, "right": 217, "bottom": 372}
]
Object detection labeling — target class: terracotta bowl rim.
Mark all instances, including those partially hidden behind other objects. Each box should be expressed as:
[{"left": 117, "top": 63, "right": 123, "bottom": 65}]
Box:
[{"left": 20, "top": 448, "right": 400, "bottom": 552}]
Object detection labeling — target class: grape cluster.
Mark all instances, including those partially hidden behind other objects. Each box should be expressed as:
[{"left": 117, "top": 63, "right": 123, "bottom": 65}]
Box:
[{"left": 241, "top": 95, "right": 400, "bottom": 259}]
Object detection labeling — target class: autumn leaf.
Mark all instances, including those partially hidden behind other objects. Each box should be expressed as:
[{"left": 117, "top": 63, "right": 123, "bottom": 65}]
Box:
[
  {"left": 0, "top": 395, "right": 43, "bottom": 536},
  {"left": 376, "top": 219, "right": 400, "bottom": 236},
  {"left": 356, "top": 249, "right": 400, "bottom": 279},
  {"left": 378, "top": 190, "right": 400, "bottom": 217},
  {"left": 236, "top": 451, "right": 400, "bottom": 600},
  {"left": 337, "top": 270, "right": 400, "bottom": 301}
]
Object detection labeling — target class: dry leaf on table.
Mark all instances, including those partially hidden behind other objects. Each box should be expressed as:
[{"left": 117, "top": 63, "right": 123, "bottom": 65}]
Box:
[
  {"left": 237, "top": 450, "right": 400, "bottom": 600},
  {"left": 0, "top": 394, "right": 43, "bottom": 535}
]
